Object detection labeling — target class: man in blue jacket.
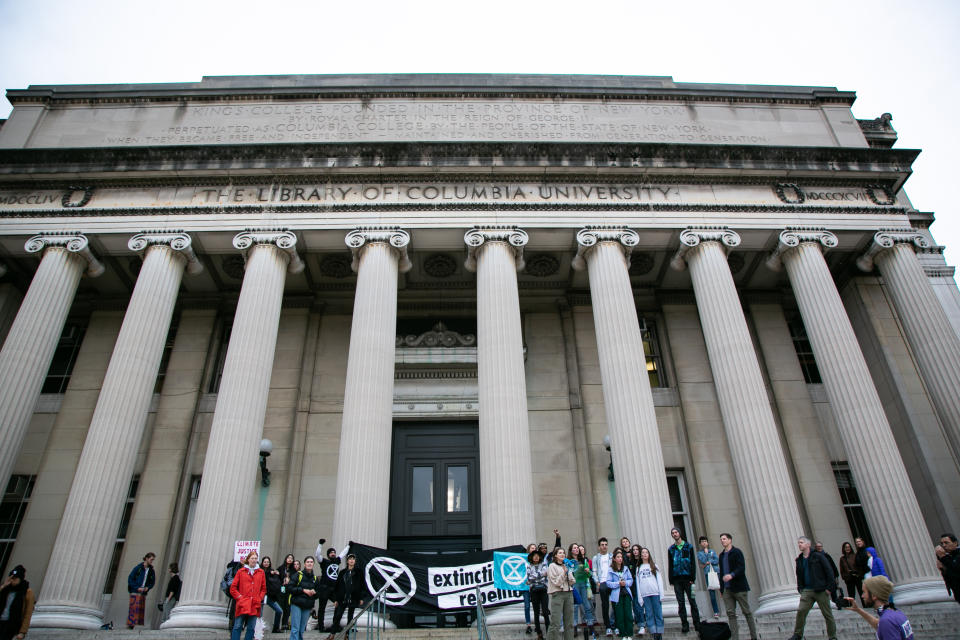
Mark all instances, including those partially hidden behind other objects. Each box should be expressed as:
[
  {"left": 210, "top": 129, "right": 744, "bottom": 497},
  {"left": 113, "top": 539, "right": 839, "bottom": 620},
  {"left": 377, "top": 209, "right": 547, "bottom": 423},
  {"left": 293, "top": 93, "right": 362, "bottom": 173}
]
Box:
[
  {"left": 789, "top": 536, "right": 837, "bottom": 640},
  {"left": 717, "top": 533, "right": 757, "bottom": 640},
  {"left": 667, "top": 527, "right": 700, "bottom": 633}
]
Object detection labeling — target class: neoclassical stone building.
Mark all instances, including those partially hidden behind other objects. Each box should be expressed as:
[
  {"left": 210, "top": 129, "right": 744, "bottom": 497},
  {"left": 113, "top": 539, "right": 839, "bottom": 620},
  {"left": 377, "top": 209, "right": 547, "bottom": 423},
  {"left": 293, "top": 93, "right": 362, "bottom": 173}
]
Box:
[{"left": 0, "top": 74, "right": 958, "bottom": 631}]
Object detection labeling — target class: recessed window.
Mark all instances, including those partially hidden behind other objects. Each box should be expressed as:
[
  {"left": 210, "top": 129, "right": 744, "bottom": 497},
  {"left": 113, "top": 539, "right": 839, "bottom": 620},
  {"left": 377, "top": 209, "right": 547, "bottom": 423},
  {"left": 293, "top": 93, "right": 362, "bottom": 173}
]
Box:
[
  {"left": 446, "top": 466, "right": 468, "bottom": 513},
  {"left": 641, "top": 319, "right": 667, "bottom": 388},
  {"left": 0, "top": 475, "right": 35, "bottom": 576},
  {"left": 153, "top": 314, "right": 180, "bottom": 394},
  {"left": 411, "top": 466, "right": 434, "bottom": 513},
  {"left": 832, "top": 462, "right": 874, "bottom": 546},
  {"left": 103, "top": 475, "right": 140, "bottom": 594},
  {"left": 666, "top": 471, "right": 691, "bottom": 542},
  {"left": 786, "top": 312, "right": 822, "bottom": 384},
  {"left": 42, "top": 320, "right": 87, "bottom": 394}
]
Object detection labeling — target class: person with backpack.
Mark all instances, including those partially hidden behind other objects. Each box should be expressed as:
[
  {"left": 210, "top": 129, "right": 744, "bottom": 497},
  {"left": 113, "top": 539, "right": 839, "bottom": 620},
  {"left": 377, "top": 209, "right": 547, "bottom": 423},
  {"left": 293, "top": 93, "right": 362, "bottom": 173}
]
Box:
[
  {"left": 288, "top": 556, "right": 321, "bottom": 640},
  {"left": 221, "top": 559, "right": 243, "bottom": 627},
  {"left": 230, "top": 550, "right": 266, "bottom": 640}
]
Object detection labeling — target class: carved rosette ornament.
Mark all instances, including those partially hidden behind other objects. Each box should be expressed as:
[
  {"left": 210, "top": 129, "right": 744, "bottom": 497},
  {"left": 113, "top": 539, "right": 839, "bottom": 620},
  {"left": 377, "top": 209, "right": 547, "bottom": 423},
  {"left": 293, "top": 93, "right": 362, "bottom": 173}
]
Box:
[
  {"left": 670, "top": 227, "right": 741, "bottom": 271},
  {"left": 571, "top": 226, "right": 639, "bottom": 271},
  {"left": 128, "top": 231, "right": 203, "bottom": 275},
  {"left": 24, "top": 232, "right": 105, "bottom": 277},
  {"left": 766, "top": 227, "right": 839, "bottom": 271},
  {"left": 345, "top": 227, "right": 412, "bottom": 273},
  {"left": 464, "top": 227, "right": 528, "bottom": 272},
  {"left": 232, "top": 229, "right": 305, "bottom": 274},
  {"left": 856, "top": 228, "right": 929, "bottom": 272}
]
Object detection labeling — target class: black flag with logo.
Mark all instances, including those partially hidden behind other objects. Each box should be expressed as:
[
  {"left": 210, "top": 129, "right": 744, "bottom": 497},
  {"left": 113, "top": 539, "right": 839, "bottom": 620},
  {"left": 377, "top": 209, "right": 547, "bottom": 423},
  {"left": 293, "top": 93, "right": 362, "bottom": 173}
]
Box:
[{"left": 348, "top": 541, "right": 526, "bottom": 614}]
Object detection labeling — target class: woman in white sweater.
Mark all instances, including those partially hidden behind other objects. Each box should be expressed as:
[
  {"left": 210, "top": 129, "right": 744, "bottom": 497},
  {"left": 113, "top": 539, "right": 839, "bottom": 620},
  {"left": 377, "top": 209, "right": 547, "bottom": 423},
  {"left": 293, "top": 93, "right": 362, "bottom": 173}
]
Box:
[
  {"left": 547, "top": 547, "right": 576, "bottom": 640},
  {"left": 633, "top": 548, "right": 664, "bottom": 640}
]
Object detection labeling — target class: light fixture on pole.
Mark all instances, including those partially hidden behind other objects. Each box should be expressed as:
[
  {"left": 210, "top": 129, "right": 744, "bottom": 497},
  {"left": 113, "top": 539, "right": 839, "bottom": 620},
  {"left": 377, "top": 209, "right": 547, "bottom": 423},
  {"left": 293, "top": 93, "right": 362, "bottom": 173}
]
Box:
[
  {"left": 603, "top": 434, "right": 614, "bottom": 481},
  {"left": 259, "top": 438, "right": 273, "bottom": 487}
]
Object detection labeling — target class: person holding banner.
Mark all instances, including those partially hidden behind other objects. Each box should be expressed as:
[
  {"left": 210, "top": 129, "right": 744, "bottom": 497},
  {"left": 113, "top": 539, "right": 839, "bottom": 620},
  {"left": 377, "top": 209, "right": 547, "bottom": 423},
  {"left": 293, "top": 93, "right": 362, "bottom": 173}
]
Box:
[
  {"left": 605, "top": 549, "right": 633, "bottom": 639},
  {"left": 229, "top": 550, "right": 266, "bottom": 640},
  {"left": 527, "top": 550, "right": 551, "bottom": 640},
  {"left": 548, "top": 548, "right": 577, "bottom": 640}
]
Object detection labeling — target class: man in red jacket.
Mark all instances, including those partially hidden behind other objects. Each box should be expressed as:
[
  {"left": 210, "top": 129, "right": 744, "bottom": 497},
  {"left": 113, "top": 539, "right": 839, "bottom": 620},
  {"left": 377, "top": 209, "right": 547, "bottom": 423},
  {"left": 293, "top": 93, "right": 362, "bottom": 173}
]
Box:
[{"left": 230, "top": 551, "right": 266, "bottom": 640}]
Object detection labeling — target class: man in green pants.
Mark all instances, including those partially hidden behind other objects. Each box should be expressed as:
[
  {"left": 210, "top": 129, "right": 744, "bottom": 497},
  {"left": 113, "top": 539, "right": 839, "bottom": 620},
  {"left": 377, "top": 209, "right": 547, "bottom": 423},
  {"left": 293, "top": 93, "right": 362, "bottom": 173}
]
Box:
[{"left": 789, "top": 536, "right": 837, "bottom": 640}]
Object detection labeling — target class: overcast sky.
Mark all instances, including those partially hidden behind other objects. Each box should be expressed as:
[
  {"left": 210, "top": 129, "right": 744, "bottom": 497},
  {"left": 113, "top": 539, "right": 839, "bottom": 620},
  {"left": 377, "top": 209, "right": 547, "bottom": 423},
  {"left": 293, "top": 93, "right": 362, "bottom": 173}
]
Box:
[{"left": 1, "top": 0, "right": 958, "bottom": 262}]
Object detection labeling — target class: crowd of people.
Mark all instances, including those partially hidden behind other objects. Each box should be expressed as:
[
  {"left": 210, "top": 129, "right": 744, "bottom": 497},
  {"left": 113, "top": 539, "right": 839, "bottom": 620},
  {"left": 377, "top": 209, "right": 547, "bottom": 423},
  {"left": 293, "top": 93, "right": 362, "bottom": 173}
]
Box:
[{"left": 2, "top": 528, "right": 958, "bottom": 639}]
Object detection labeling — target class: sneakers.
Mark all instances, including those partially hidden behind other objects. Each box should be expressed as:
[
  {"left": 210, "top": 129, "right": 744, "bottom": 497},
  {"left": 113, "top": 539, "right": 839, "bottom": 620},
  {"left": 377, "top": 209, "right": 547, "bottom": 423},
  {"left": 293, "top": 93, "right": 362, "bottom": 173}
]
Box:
[
  {"left": 526, "top": 626, "right": 532, "bottom": 635},
  {"left": 713, "top": 613, "right": 720, "bottom": 620},
  {"left": 605, "top": 628, "right": 613, "bottom": 637},
  {"left": 637, "top": 627, "right": 645, "bottom": 636},
  {"left": 681, "top": 623, "right": 690, "bottom": 633}
]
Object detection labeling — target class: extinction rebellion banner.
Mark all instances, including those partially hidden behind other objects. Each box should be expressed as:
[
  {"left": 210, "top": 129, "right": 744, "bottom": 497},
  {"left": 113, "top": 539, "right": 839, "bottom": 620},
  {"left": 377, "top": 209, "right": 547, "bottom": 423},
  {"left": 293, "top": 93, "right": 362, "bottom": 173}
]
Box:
[{"left": 349, "top": 542, "right": 528, "bottom": 614}]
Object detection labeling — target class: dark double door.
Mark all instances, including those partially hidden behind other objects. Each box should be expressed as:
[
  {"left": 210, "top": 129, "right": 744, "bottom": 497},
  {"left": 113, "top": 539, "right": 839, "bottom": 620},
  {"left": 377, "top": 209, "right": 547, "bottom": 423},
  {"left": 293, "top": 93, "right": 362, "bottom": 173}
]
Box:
[{"left": 388, "top": 423, "right": 481, "bottom": 554}]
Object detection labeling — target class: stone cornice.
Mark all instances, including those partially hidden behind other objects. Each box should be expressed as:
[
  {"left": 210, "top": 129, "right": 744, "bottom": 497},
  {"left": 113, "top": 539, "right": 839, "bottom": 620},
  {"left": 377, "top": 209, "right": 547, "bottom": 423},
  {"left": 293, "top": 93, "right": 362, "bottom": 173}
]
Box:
[{"left": 0, "top": 143, "right": 920, "bottom": 187}]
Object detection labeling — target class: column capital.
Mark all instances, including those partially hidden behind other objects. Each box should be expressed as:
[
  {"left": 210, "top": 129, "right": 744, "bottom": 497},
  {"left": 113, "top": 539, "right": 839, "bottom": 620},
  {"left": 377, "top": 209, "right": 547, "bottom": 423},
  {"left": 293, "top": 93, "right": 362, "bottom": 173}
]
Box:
[
  {"left": 128, "top": 231, "right": 204, "bottom": 275},
  {"left": 344, "top": 227, "right": 412, "bottom": 273},
  {"left": 857, "top": 228, "right": 930, "bottom": 272},
  {"left": 571, "top": 226, "right": 639, "bottom": 271},
  {"left": 765, "top": 227, "right": 839, "bottom": 271},
  {"left": 669, "top": 226, "right": 741, "bottom": 271},
  {"left": 24, "top": 233, "right": 104, "bottom": 277},
  {"left": 232, "top": 229, "right": 304, "bottom": 274},
  {"left": 463, "top": 226, "right": 528, "bottom": 273}
]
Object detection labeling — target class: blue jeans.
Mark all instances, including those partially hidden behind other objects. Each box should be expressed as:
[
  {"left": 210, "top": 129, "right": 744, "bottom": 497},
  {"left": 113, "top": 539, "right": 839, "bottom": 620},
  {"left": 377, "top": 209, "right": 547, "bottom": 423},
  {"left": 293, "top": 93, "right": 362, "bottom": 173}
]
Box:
[
  {"left": 231, "top": 613, "right": 256, "bottom": 640},
  {"left": 573, "top": 583, "right": 595, "bottom": 625},
  {"left": 641, "top": 595, "right": 663, "bottom": 634},
  {"left": 265, "top": 597, "right": 283, "bottom": 631},
  {"left": 707, "top": 589, "right": 719, "bottom": 615},
  {"left": 524, "top": 589, "right": 531, "bottom": 624},
  {"left": 631, "top": 589, "right": 645, "bottom": 627},
  {"left": 290, "top": 604, "right": 310, "bottom": 640}
]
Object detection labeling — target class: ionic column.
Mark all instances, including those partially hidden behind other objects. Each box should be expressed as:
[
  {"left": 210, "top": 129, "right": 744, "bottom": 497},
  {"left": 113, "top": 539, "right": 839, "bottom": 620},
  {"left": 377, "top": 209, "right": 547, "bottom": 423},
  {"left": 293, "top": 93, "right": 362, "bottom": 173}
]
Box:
[
  {"left": 164, "top": 230, "right": 303, "bottom": 630},
  {"left": 331, "top": 228, "right": 411, "bottom": 549},
  {"left": 0, "top": 233, "right": 103, "bottom": 491},
  {"left": 671, "top": 227, "right": 804, "bottom": 614},
  {"left": 32, "top": 232, "right": 202, "bottom": 629},
  {"left": 857, "top": 229, "right": 960, "bottom": 465},
  {"left": 465, "top": 227, "right": 536, "bottom": 548},
  {"left": 571, "top": 227, "right": 675, "bottom": 552},
  {"left": 768, "top": 228, "right": 945, "bottom": 603}
]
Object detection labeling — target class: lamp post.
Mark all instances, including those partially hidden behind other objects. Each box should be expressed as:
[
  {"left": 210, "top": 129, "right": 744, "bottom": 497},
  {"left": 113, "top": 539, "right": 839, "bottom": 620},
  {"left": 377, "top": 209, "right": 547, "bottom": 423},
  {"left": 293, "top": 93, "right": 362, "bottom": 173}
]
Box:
[{"left": 259, "top": 438, "right": 273, "bottom": 487}]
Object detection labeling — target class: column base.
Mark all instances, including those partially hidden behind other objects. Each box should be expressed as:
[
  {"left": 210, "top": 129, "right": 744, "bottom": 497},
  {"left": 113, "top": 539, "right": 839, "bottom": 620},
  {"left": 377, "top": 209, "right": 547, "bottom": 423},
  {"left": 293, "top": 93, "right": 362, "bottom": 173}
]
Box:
[
  {"left": 893, "top": 579, "right": 954, "bottom": 605},
  {"left": 484, "top": 602, "right": 526, "bottom": 625},
  {"left": 30, "top": 602, "right": 104, "bottom": 630},
  {"left": 160, "top": 601, "right": 229, "bottom": 629},
  {"left": 754, "top": 588, "right": 800, "bottom": 616}
]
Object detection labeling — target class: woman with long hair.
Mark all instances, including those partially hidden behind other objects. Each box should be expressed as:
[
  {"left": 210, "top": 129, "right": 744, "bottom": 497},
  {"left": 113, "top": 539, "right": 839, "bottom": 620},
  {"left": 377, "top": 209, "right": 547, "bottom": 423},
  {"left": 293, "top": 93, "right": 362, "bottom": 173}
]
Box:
[
  {"left": 261, "top": 556, "right": 284, "bottom": 633},
  {"left": 634, "top": 548, "right": 664, "bottom": 640},
  {"left": 281, "top": 553, "right": 297, "bottom": 630},
  {"left": 567, "top": 543, "right": 595, "bottom": 630},
  {"left": 628, "top": 544, "right": 647, "bottom": 633},
  {"left": 838, "top": 542, "right": 861, "bottom": 604},
  {"left": 605, "top": 549, "right": 633, "bottom": 638},
  {"left": 548, "top": 547, "right": 576, "bottom": 640},
  {"left": 288, "top": 556, "right": 320, "bottom": 640},
  {"left": 527, "top": 549, "right": 551, "bottom": 640}
]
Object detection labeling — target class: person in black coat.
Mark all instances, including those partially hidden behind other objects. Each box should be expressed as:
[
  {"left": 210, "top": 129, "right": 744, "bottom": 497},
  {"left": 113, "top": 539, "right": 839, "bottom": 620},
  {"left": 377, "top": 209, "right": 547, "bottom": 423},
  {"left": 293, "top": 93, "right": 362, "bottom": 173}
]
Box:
[
  {"left": 789, "top": 537, "right": 837, "bottom": 640},
  {"left": 0, "top": 565, "right": 34, "bottom": 640},
  {"left": 316, "top": 546, "right": 341, "bottom": 631},
  {"left": 331, "top": 554, "right": 366, "bottom": 633},
  {"left": 260, "top": 556, "right": 284, "bottom": 633},
  {"left": 717, "top": 533, "right": 757, "bottom": 640},
  {"left": 288, "top": 557, "right": 321, "bottom": 640}
]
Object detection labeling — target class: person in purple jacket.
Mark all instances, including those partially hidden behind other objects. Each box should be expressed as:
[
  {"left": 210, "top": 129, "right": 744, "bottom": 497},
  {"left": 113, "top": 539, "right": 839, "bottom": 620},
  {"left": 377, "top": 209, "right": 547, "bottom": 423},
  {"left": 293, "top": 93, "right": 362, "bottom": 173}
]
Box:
[{"left": 845, "top": 576, "right": 913, "bottom": 640}]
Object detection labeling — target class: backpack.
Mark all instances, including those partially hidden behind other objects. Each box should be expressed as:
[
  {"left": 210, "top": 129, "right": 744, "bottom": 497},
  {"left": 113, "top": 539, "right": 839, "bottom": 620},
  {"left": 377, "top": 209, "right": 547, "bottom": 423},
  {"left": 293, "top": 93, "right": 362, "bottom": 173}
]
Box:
[{"left": 220, "top": 563, "right": 239, "bottom": 596}]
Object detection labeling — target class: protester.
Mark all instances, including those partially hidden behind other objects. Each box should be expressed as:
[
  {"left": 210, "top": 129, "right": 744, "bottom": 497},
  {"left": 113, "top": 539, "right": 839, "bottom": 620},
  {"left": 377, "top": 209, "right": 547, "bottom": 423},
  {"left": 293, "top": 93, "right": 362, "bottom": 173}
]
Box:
[
  {"left": 288, "top": 556, "right": 320, "bottom": 640},
  {"left": 230, "top": 550, "right": 266, "bottom": 640},
  {"left": 262, "top": 556, "right": 284, "bottom": 633},
  {"left": 331, "top": 554, "right": 365, "bottom": 633},
  {"left": 525, "top": 543, "right": 538, "bottom": 634},
  {"left": 788, "top": 536, "right": 837, "bottom": 640},
  {"left": 815, "top": 542, "right": 839, "bottom": 582},
  {"left": 627, "top": 545, "right": 646, "bottom": 634},
  {"left": 696, "top": 536, "right": 720, "bottom": 620},
  {"left": 592, "top": 537, "right": 614, "bottom": 636},
  {"left": 222, "top": 559, "right": 243, "bottom": 626},
  {"left": 548, "top": 547, "right": 576, "bottom": 640},
  {"left": 717, "top": 533, "right": 757, "bottom": 640},
  {"left": 126, "top": 552, "right": 156, "bottom": 630},
  {"left": 568, "top": 543, "right": 595, "bottom": 631},
  {"left": 935, "top": 532, "right": 960, "bottom": 603},
  {"left": 280, "top": 553, "right": 297, "bottom": 630},
  {"left": 866, "top": 546, "right": 888, "bottom": 578},
  {"left": 845, "top": 576, "right": 914, "bottom": 639},
  {"left": 0, "top": 565, "right": 34, "bottom": 640},
  {"left": 315, "top": 543, "right": 340, "bottom": 631},
  {"left": 605, "top": 549, "right": 633, "bottom": 639},
  {"left": 527, "top": 550, "right": 551, "bottom": 640},
  {"left": 160, "top": 562, "right": 181, "bottom": 624},
  {"left": 839, "top": 541, "right": 862, "bottom": 604},
  {"left": 667, "top": 528, "right": 699, "bottom": 633},
  {"left": 633, "top": 549, "right": 664, "bottom": 640}
]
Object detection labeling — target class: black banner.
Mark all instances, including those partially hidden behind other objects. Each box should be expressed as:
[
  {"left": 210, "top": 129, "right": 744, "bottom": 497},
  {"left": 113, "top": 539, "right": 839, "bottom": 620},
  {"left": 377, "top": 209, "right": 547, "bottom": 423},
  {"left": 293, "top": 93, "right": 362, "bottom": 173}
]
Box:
[{"left": 348, "top": 541, "right": 526, "bottom": 614}]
